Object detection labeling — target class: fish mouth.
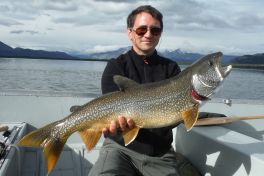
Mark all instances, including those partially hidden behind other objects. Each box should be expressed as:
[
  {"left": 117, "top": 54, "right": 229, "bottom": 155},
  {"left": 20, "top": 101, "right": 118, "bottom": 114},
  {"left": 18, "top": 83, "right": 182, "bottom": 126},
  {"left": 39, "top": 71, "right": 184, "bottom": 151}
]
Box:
[
  {"left": 222, "top": 65, "right": 232, "bottom": 78},
  {"left": 191, "top": 86, "right": 208, "bottom": 100}
]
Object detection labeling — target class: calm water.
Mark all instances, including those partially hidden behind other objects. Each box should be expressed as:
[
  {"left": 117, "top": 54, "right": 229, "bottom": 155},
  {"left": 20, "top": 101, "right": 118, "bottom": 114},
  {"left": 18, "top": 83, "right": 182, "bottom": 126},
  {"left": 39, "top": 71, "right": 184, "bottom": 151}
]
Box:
[{"left": 0, "top": 58, "right": 264, "bottom": 100}]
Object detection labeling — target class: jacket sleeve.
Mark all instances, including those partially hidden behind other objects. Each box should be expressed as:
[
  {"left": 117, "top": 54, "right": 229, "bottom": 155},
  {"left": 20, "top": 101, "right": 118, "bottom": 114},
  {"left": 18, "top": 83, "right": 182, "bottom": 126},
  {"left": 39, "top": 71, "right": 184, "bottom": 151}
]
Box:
[
  {"left": 160, "top": 56, "right": 181, "bottom": 78},
  {"left": 101, "top": 59, "right": 123, "bottom": 95}
]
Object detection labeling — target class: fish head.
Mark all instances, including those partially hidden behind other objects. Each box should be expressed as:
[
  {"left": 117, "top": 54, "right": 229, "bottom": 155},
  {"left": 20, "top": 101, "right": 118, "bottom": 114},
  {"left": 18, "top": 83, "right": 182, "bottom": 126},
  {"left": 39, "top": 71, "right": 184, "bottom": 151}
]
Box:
[{"left": 190, "top": 52, "right": 232, "bottom": 101}]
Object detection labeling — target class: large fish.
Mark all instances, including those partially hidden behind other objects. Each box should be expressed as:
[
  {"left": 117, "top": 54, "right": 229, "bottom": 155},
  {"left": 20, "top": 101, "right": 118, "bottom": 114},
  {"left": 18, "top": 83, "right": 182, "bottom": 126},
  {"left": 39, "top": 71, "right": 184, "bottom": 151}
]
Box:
[{"left": 18, "top": 52, "right": 232, "bottom": 174}]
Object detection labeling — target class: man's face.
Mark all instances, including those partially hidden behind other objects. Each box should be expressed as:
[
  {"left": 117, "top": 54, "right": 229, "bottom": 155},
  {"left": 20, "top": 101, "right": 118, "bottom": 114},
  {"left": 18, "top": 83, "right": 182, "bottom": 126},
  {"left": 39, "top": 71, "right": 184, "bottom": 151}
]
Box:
[{"left": 127, "top": 12, "right": 162, "bottom": 56}]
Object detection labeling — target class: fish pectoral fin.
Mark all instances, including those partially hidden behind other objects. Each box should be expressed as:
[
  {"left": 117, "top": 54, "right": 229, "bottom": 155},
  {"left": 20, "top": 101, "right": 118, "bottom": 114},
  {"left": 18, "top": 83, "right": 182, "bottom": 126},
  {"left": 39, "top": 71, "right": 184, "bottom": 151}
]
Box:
[
  {"left": 122, "top": 127, "right": 140, "bottom": 146},
  {"left": 78, "top": 129, "right": 102, "bottom": 151},
  {"left": 113, "top": 75, "right": 139, "bottom": 91},
  {"left": 182, "top": 103, "right": 200, "bottom": 131},
  {"left": 70, "top": 105, "right": 82, "bottom": 112}
]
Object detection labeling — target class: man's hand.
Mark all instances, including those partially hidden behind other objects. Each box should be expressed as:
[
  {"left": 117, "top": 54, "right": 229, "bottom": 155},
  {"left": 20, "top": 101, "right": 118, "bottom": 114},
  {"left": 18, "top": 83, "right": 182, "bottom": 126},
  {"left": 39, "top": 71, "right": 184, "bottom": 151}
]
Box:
[{"left": 102, "top": 116, "right": 134, "bottom": 136}]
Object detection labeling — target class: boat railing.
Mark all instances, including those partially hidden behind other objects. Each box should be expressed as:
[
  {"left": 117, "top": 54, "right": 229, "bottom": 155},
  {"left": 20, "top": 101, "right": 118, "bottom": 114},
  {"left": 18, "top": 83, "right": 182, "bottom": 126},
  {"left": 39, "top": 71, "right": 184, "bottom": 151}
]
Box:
[{"left": 0, "top": 89, "right": 102, "bottom": 98}]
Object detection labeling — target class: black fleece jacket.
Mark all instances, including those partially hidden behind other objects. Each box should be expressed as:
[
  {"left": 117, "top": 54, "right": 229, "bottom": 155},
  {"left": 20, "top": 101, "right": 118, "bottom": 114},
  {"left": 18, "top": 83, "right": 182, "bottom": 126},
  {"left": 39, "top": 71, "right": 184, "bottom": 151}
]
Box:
[{"left": 101, "top": 48, "right": 181, "bottom": 156}]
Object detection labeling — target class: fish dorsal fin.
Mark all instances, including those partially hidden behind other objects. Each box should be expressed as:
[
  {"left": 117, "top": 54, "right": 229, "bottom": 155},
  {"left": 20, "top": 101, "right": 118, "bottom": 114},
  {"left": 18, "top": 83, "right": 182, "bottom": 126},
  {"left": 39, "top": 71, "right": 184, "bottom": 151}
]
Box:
[
  {"left": 70, "top": 105, "right": 82, "bottom": 112},
  {"left": 113, "top": 75, "right": 139, "bottom": 91},
  {"left": 182, "top": 103, "right": 200, "bottom": 131},
  {"left": 78, "top": 129, "right": 102, "bottom": 151},
  {"left": 122, "top": 127, "right": 140, "bottom": 146}
]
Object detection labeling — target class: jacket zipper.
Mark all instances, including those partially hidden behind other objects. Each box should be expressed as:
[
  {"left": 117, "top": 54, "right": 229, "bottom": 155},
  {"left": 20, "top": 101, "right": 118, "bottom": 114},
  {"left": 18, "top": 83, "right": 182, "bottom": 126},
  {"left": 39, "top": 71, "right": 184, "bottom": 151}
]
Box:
[
  {"left": 143, "top": 57, "right": 148, "bottom": 83},
  {"left": 143, "top": 57, "right": 153, "bottom": 156}
]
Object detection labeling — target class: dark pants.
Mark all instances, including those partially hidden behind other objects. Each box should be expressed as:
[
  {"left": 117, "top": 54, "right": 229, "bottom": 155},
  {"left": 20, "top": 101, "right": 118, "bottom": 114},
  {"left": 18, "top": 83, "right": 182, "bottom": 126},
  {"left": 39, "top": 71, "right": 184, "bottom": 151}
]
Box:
[{"left": 88, "top": 138, "right": 180, "bottom": 176}]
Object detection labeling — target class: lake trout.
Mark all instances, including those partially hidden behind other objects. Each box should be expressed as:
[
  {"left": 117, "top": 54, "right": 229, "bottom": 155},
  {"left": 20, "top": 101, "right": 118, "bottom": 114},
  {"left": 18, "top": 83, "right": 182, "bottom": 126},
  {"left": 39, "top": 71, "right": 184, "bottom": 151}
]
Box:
[{"left": 18, "top": 52, "right": 232, "bottom": 174}]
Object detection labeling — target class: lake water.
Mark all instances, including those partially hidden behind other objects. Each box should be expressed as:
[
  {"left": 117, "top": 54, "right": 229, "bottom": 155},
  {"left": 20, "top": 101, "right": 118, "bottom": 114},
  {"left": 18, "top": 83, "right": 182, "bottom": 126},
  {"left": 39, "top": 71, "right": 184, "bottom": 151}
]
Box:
[{"left": 1, "top": 58, "right": 264, "bottom": 100}]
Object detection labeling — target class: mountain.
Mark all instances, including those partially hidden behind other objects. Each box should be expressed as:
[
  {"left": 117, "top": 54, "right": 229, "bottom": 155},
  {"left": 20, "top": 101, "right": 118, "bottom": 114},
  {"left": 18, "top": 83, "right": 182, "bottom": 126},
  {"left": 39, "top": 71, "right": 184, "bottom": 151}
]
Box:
[
  {"left": 221, "top": 55, "right": 239, "bottom": 63},
  {"left": 159, "top": 49, "right": 204, "bottom": 62},
  {"left": 0, "top": 41, "right": 242, "bottom": 62},
  {"left": 88, "top": 46, "right": 131, "bottom": 60},
  {"left": 228, "top": 53, "right": 264, "bottom": 64},
  {"left": 71, "top": 54, "right": 90, "bottom": 59},
  {"left": 87, "top": 47, "right": 238, "bottom": 63},
  {"left": 0, "top": 41, "right": 13, "bottom": 51},
  {"left": 158, "top": 49, "right": 239, "bottom": 63},
  {"left": 0, "top": 41, "right": 77, "bottom": 59}
]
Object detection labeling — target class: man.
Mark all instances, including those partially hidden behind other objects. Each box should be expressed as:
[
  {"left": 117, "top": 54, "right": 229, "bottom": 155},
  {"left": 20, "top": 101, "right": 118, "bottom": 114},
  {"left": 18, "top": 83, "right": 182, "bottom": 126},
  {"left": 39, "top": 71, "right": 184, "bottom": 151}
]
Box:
[
  {"left": 88, "top": 5, "right": 181, "bottom": 176},
  {"left": 89, "top": 5, "right": 222, "bottom": 176}
]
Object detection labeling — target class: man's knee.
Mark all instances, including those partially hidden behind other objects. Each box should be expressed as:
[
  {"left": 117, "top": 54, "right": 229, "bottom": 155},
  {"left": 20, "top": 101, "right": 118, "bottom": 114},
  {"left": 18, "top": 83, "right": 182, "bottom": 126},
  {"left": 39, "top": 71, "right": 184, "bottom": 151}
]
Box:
[{"left": 88, "top": 148, "right": 136, "bottom": 176}]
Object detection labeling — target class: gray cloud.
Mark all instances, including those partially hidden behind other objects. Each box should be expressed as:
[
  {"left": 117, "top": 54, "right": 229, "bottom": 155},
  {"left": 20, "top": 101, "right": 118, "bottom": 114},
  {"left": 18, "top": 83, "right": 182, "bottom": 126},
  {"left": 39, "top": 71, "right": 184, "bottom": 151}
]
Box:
[
  {"left": 98, "top": 24, "right": 127, "bottom": 33},
  {"left": 92, "top": 0, "right": 138, "bottom": 2},
  {"left": 159, "top": 0, "right": 207, "bottom": 16},
  {"left": 10, "top": 30, "right": 44, "bottom": 35},
  {"left": 10, "top": 30, "right": 24, "bottom": 34},
  {"left": 0, "top": 5, "right": 10, "bottom": 12},
  {"left": 5, "top": 13, "right": 36, "bottom": 21},
  {"left": 11, "top": 4, "right": 39, "bottom": 15},
  {"left": 25, "top": 30, "right": 40, "bottom": 35},
  {"left": 1, "top": 0, "right": 264, "bottom": 56},
  {"left": 0, "top": 3, "right": 39, "bottom": 21},
  {"left": 52, "top": 16, "right": 101, "bottom": 26},
  {"left": 51, "top": 1, "right": 133, "bottom": 27},
  {"left": 47, "top": 0, "right": 73, "bottom": 3},
  {"left": 52, "top": 17, "right": 76, "bottom": 24},
  {"left": 83, "top": 1, "right": 133, "bottom": 16},
  {"left": 0, "top": 19, "right": 23, "bottom": 26},
  {"left": 235, "top": 14, "right": 264, "bottom": 28},
  {"left": 28, "top": 1, "right": 78, "bottom": 11},
  {"left": 52, "top": 13, "right": 119, "bottom": 26},
  {"left": 172, "top": 14, "right": 231, "bottom": 30},
  {"left": 159, "top": 1, "right": 231, "bottom": 31}
]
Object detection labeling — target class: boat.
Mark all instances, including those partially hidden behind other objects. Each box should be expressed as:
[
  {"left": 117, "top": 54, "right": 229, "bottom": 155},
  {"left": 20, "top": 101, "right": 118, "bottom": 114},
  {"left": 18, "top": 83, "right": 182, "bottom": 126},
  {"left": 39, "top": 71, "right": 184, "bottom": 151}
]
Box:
[{"left": 1, "top": 90, "right": 264, "bottom": 176}]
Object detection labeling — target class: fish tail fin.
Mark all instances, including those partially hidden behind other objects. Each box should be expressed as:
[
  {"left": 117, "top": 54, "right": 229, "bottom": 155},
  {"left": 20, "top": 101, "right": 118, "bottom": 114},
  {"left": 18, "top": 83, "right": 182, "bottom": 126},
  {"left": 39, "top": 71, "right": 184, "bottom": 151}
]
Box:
[
  {"left": 18, "top": 124, "right": 53, "bottom": 146},
  {"left": 78, "top": 129, "right": 102, "bottom": 151},
  {"left": 42, "top": 136, "right": 67, "bottom": 174},
  {"left": 18, "top": 123, "right": 68, "bottom": 174},
  {"left": 182, "top": 103, "right": 200, "bottom": 130}
]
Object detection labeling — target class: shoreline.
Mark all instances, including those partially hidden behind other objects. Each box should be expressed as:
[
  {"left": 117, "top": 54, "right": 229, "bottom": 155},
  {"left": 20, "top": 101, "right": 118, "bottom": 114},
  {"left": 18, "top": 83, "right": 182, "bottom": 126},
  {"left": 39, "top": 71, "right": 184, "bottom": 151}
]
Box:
[
  {"left": 1, "top": 56, "right": 264, "bottom": 70},
  {"left": 177, "top": 62, "right": 264, "bottom": 70},
  {"left": 0, "top": 56, "right": 108, "bottom": 62},
  {"left": 222, "top": 63, "right": 264, "bottom": 70}
]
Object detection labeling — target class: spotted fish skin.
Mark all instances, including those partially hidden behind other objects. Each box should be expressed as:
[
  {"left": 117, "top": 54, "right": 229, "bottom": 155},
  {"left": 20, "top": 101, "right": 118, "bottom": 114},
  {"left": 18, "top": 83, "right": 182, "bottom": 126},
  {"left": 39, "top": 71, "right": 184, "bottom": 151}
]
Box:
[{"left": 18, "top": 52, "right": 232, "bottom": 174}]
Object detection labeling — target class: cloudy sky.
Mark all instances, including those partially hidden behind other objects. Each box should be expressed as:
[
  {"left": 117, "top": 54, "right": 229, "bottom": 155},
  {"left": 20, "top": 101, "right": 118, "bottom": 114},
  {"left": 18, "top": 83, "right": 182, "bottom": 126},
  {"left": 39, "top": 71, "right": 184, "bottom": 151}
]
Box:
[{"left": 0, "top": 0, "right": 263, "bottom": 56}]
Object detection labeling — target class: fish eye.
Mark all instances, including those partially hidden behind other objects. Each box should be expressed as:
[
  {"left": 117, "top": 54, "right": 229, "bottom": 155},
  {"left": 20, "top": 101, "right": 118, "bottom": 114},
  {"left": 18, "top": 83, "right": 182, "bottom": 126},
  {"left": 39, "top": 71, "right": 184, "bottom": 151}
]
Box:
[{"left": 208, "top": 60, "right": 213, "bottom": 66}]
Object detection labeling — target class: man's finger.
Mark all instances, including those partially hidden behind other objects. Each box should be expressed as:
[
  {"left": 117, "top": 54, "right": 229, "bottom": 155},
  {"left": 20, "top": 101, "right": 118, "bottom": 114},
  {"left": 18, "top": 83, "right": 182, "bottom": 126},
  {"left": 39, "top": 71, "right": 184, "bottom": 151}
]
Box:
[
  {"left": 102, "top": 128, "right": 109, "bottom": 134},
  {"left": 127, "top": 118, "right": 134, "bottom": 129},
  {"left": 109, "top": 120, "right": 117, "bottom": 136},
  {"left": 119, "top": 116, "right": 126, "bottom": 131}
]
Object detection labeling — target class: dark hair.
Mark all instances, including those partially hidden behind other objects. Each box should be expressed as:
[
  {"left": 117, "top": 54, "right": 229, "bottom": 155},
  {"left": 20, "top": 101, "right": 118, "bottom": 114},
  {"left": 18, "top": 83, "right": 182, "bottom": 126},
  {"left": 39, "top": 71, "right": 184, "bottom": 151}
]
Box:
[{"left": 127, "top": 5, "right": 163, "bottom": 30}]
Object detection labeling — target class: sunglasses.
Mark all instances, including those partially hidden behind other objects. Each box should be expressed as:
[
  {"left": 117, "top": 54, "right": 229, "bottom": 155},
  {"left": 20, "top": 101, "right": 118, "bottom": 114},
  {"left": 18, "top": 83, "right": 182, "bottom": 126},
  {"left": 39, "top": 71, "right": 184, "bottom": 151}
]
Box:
[{"left": 130, "top": 27, "right": 162, "bottom": 36}]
